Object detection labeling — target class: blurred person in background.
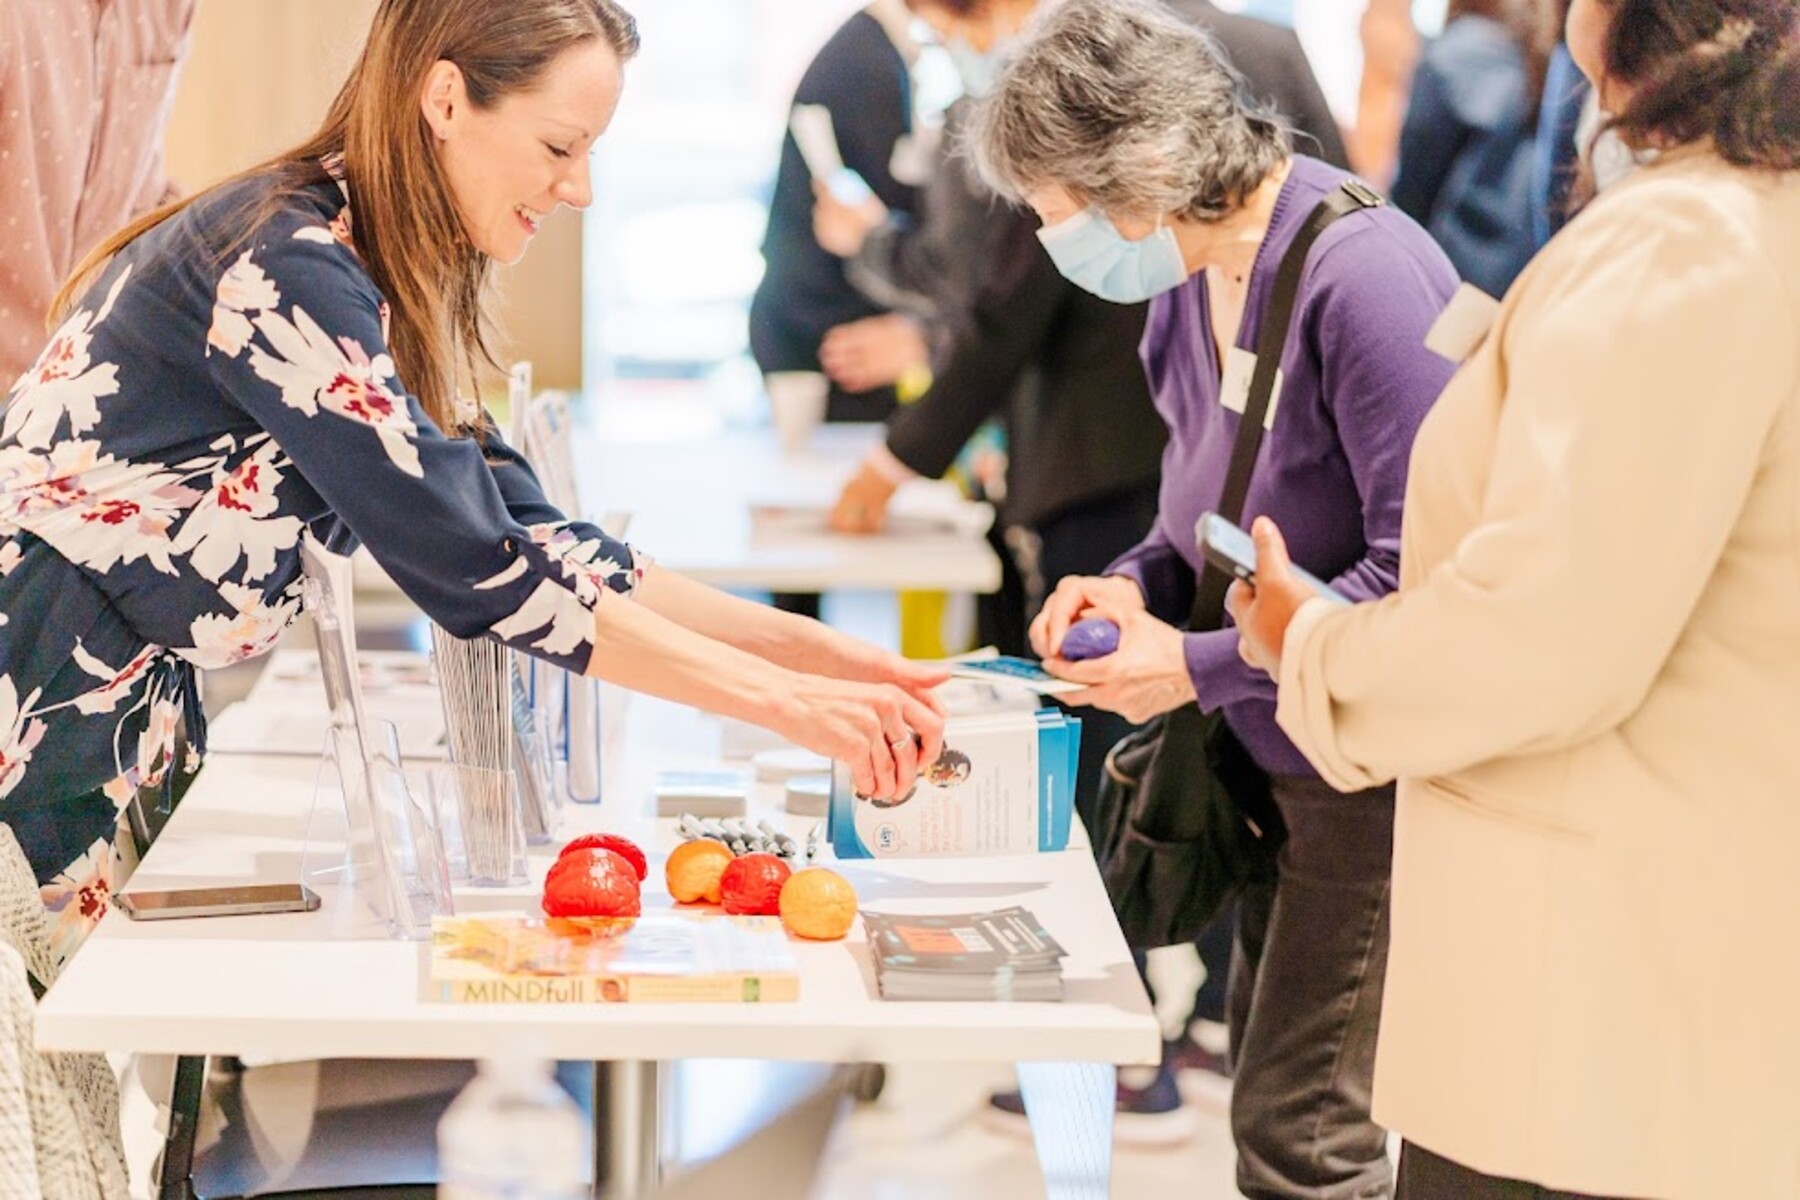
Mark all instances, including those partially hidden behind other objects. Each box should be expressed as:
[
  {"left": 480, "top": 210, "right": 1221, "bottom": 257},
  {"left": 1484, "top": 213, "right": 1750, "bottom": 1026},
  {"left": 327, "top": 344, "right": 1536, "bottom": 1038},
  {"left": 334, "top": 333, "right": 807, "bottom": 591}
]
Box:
[
  {"left": 0, "top": 0, "right": 195, "bottom": 384},
  {"left": 747, "top": 0, "right": 922, "bottom": 423},
  {"left": 1232, "top": 0, "right": 1800, "bottom": 1194},
  {"left": 1347, "top": 0, "right": 1421, "bottom": 189},
  {"left": 1530, "top": 0, "right": 1589, "bottom": 243},
  {"left": 1391, "top": 0, "right": 1551, "bottom": 296},
  {"left": 972, "top": 0, "right": 1458, "bottom": 1181}
]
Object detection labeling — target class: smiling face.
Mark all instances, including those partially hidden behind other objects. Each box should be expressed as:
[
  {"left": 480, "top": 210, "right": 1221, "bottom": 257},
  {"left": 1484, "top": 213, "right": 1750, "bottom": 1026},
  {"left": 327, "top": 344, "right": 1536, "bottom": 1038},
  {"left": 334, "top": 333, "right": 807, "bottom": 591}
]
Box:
[{"left": 421, "top": 39, "right": 624, "bottom": 264}]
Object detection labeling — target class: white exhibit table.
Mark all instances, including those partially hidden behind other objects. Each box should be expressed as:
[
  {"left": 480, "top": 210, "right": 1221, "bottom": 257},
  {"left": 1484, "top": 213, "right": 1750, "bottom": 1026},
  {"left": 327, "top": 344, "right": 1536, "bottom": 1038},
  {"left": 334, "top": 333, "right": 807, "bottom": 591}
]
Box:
[
  {"left": 571, "top": 421, "right": 1002, "bottom": 595},
  {"left": 35, "top": 682, "right": 1159, "bottom": 1198}
]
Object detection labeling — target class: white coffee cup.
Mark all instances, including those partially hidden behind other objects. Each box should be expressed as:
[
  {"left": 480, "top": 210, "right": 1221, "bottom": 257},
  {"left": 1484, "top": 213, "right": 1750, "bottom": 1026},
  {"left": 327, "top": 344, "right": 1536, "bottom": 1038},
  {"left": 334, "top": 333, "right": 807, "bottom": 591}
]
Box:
[{"left": 764, "top": 371, "right": 828, "bottom": 455}]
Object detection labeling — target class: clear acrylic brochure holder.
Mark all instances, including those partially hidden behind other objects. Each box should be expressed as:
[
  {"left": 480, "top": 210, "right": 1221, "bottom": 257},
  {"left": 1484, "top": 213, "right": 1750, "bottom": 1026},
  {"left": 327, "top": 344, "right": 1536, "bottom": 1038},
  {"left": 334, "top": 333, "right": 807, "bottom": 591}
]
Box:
[
  {"left": 430, "top": 623, "right": 551, "bottom": 872},
  {"left": 511, "top": 370, "right": 617, "bottom": 807},
  {"left": 509, "top": 652, "right": 560, "bottom": 842},
  {"left": 425, "top": 761, "right": 526, "bottom": 886},
  {"left": 299, "top": 536, "right": 454, "bottom": 940}
]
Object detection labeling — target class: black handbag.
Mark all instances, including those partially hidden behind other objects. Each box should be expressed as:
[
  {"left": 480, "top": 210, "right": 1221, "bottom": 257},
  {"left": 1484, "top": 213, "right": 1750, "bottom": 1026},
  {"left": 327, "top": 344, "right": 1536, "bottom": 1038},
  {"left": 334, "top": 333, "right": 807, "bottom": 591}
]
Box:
[{"left": 1095, "top": 181, "right": 1383, "bottom": 950}]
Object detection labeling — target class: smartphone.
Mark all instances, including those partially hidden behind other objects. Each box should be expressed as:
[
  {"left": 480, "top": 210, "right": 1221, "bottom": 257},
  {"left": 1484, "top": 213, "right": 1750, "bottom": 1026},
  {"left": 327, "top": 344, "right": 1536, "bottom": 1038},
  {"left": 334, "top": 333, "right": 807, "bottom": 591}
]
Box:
[
  {"left": 1196, "top": 512, "right": 1351, "bottom": 606},
  {"left": 115, "top": 882, "right": 321, "bottom": 921}
]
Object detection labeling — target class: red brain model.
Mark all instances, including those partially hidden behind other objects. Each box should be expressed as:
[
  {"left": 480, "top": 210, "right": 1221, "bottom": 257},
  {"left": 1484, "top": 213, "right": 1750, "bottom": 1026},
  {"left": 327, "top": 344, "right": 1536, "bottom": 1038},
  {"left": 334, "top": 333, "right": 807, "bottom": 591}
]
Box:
[
  {"left": 718, "top": 852, "right": 792, "bottom": 916},
  {"left": 542, "top": 847, "right": 642, "bottom": 918},
  {"left": 556, "top": 832, "right": 648, "bottom": 881}
]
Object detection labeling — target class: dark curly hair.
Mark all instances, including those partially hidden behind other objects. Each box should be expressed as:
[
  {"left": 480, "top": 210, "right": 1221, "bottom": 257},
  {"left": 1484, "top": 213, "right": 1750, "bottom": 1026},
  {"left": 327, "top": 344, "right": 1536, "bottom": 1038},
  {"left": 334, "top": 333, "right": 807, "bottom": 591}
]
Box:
[{"left": 1600, "top": 0, "right": 1799, "bottom": 169}]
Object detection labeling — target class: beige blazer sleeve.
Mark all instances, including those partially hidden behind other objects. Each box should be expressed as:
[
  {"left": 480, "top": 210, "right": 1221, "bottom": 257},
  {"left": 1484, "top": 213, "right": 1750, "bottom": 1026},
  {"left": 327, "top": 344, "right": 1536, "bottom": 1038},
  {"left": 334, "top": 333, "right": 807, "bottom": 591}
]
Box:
[{"left": 1275, "top": 188, "right": 1798, "bottom": 793}]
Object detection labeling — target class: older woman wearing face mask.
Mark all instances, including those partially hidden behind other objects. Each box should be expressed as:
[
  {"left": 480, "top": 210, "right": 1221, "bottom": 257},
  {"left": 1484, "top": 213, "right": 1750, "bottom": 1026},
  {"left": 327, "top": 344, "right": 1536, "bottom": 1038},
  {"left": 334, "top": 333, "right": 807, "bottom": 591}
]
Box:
[{"left": 969, "top": 0, "right": 1459, "bottom": 1194}]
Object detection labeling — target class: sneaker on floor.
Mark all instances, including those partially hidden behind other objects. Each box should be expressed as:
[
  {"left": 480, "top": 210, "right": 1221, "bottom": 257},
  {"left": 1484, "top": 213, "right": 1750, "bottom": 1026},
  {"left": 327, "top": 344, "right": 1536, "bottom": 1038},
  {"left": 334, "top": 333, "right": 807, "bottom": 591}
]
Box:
[
  {"left": 980, "top": 1061, "right": 1200, "bottom": 1148},
  {"left": 1168, "top": 1025, "right": 1233, "bottom": 1114},
  {"left": 1173, "top": 1036, "right": 1231, "bottom": 1079},
  {"left": 1113, "top": 1063, "right": 1202, "bottom": 1147}
]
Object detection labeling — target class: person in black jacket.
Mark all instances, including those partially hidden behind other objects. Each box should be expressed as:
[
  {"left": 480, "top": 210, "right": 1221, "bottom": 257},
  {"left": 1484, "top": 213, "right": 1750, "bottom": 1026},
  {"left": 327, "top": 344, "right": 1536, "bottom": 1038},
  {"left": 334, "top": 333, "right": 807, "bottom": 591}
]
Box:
[{"left": 747, "top": 2, "right": 920, "bottom": 422}]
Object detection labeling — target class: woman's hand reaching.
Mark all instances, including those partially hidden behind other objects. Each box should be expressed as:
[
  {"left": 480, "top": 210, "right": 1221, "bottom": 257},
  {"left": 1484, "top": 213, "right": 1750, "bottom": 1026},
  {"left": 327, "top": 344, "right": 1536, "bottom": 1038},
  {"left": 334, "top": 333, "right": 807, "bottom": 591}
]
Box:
[{"left": 776, "top": 674, "right": 945, "bottom": 802}]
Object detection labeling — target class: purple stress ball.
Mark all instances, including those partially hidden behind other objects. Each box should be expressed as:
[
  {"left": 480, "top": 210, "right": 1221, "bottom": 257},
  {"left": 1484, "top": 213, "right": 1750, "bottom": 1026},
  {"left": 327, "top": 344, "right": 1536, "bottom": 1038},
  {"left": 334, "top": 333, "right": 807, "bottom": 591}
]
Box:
[{"left": 1060, "top": 617, "right": 1121, "bottom": 661}]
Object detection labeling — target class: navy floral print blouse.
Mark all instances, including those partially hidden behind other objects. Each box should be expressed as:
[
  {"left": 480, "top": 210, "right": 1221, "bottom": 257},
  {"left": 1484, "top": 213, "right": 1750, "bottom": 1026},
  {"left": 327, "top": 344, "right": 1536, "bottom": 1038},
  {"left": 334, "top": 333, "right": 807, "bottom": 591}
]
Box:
[{"left": 0, "top": 166, "right": 639, "bottom": 954}]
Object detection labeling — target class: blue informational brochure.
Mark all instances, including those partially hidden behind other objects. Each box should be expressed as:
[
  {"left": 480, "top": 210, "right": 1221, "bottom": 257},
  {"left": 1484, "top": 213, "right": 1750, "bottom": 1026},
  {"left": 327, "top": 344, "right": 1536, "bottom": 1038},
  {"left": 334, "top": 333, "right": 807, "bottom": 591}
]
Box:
[
  {"left": 828, "top": 709, "right": 1081, "bottom": 859},
  {"left": 944, "top": 656, "right": 1085, "bottom": 695}
]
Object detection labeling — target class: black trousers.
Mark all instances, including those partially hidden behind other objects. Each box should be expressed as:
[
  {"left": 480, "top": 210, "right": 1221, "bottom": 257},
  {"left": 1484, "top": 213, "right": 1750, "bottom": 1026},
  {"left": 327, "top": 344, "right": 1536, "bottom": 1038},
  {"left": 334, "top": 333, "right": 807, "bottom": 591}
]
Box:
[
  {"left": 1397, "top": 1143, "right": 1640, "bottom": 1200},
  {"left": 1231, "top": 774, "right": 1396, "bottom": 1200}
]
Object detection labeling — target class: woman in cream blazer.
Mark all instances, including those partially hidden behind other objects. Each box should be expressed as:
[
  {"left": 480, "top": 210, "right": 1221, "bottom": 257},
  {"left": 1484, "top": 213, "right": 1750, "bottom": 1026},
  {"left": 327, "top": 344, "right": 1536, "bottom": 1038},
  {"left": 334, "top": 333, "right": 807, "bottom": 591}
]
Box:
[{"left": 1232, "top": 1, "right": 1800, "bottom": 1197}]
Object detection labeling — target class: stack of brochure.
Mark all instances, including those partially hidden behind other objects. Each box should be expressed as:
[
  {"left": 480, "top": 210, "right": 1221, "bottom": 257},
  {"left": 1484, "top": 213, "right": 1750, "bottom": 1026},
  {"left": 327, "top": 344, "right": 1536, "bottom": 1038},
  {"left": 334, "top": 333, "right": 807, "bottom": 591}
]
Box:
[
  {"left": 863, "top": 907, "right": 1067, "bottom": 1001},
  {"left": 828, "top": 708, "right": 1080, "bottom": 859}
]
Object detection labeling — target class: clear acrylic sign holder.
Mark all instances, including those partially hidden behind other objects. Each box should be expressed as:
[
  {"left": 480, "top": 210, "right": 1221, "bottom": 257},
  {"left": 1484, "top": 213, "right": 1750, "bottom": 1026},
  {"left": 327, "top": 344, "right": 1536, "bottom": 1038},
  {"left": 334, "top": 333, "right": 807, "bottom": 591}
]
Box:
[
  {"left": 298, "top": 536, "right": 454, "bottom": 940},
  {"left": 510, "top": 362, "right": 620, "bottom": 806}
]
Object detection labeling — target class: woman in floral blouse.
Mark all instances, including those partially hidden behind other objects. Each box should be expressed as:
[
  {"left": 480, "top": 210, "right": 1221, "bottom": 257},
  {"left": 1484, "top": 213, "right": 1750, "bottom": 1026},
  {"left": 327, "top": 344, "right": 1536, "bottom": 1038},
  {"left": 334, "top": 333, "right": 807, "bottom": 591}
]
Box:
[{"left": 0, "top": 0, "right": 946, "bottom": 964}]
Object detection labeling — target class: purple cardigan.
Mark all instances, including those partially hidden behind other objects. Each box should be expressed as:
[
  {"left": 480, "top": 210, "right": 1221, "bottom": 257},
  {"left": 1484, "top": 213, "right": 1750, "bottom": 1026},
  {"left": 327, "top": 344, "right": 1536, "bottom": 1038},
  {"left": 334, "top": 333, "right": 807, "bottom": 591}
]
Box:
[{"left": 1107, "top": 156, "right": 1460, "bottom": 777}]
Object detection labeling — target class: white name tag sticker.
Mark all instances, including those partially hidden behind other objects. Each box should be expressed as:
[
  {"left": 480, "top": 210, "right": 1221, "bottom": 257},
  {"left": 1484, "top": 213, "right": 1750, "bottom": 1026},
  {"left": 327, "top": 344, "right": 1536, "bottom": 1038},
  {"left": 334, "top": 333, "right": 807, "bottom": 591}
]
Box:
[
  {"left": 1424, "top": 283, "right": 1502, "bottom": 363},
  {"left": 1220, "top": 346, "right": 1282, "bottom": 430}
]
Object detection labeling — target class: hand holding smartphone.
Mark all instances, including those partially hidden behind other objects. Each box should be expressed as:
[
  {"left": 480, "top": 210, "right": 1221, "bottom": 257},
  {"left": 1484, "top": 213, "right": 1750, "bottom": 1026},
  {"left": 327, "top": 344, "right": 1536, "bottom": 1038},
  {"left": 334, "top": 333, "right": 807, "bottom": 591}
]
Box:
[
  {"left": 116, "top": 882, "right": 321, "bottom": 921},
  {"left": 1196, "top": 512, "right": 1351, "bottom": 606}
]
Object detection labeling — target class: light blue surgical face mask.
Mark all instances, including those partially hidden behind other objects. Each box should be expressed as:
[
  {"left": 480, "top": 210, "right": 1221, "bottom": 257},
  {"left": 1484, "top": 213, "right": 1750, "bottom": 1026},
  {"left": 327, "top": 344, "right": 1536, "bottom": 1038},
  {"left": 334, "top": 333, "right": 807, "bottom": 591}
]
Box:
[
  {"left": 1035, "top": 209, "right": 1189, "bottom": 304},
  {"left": 945, "top": 35, "right": 1003, "bottom": 98}
]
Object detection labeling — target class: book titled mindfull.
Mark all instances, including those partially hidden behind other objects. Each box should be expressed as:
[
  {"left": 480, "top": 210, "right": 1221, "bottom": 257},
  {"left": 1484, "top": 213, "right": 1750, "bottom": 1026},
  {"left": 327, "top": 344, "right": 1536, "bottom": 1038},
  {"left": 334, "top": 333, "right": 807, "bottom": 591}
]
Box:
[{"left": 428, "top": 912, "right": 800, "bottom": 1004}]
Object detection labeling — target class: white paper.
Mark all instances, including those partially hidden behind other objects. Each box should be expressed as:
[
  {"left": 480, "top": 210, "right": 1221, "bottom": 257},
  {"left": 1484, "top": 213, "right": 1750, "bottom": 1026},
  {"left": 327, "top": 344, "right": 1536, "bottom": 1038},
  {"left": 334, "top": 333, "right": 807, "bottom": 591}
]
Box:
[
  {"left": 790, "top": 103, "right": 845, "bottom": 180},
  {"left": 1424, "top": 282, "right": 1502, "bottom": 363},
  {"left": 1219, "top": 346, "right": 1282, "bottom": 429}
]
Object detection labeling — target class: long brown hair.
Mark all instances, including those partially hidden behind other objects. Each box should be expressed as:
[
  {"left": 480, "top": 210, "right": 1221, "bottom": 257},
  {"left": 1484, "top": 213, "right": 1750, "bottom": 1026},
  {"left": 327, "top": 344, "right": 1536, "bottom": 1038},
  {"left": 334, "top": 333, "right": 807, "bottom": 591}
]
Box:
[
  {"left": 51, "top": 0, "right": 639, "bottom": 432},
  {"left": 1600, "top": 0, "right": 1800, "bottom": 169}
]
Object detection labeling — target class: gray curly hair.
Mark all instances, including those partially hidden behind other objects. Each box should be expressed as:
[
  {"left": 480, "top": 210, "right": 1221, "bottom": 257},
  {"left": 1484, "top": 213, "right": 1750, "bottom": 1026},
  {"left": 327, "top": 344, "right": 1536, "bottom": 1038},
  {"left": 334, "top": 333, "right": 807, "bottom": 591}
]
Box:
[{"left": 968, "top": 0, "right": 1291, "bottom": 223}]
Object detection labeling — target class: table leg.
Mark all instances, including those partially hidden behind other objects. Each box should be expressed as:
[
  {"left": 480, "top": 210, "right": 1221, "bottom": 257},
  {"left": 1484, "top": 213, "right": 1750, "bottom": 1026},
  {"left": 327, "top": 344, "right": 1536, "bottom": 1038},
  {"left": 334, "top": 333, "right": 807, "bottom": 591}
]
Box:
[
  {"left": 593, "top": 1059, "right": 664, "bottom": 1199},
  {"left": 1016, "top": 1061, "right": 1115, "bottom": 1200},
  {"left": 156, "top": 1054, "right": 207, "bottom": 1200}
]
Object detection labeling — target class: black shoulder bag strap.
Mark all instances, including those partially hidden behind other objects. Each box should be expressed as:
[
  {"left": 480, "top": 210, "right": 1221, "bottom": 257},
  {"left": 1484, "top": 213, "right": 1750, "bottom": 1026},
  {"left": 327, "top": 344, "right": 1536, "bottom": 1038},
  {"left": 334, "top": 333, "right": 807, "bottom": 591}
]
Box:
[{"left": 1186, "top": 180, "right": 1384, "bottom": 634}]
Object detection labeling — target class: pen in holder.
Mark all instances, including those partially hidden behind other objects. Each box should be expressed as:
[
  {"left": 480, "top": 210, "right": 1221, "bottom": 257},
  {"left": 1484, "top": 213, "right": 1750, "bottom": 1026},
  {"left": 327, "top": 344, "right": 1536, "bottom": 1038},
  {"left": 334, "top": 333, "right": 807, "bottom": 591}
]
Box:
[
  {"left": 425, "top": 762, "right": 526, "bottom": 886},
  {"left": 431, "top": 625, "right": 532, "bottom": 884}
]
